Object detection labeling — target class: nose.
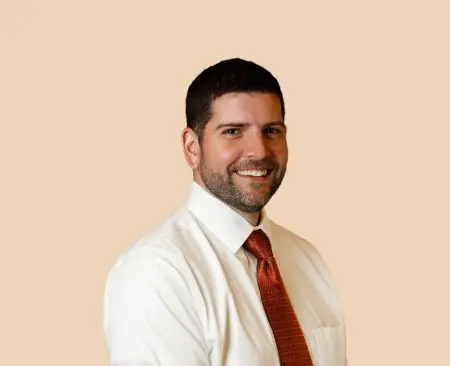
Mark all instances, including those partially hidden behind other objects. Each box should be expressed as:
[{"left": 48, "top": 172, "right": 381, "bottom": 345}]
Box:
[{"left": 244, "top": 131, "right": 268, "bottom": 159}]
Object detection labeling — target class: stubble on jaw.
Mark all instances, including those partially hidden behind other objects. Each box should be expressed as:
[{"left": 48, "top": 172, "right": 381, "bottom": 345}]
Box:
[{"left": 199, "top": 157, "right": 286, "bottom": 213}]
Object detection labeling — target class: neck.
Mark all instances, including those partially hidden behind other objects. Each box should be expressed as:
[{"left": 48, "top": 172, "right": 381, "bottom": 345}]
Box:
[
  {"left": 194, "top": 177, "right": 262, "bottom": 227},
  {"left": 235, "top": 208, "right": 261, "bottom": 227}
]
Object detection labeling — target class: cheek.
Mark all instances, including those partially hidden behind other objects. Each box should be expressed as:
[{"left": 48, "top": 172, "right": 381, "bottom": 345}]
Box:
[
  {"left": 279, "top": 148, "right": 288, "bottom": 164},
  {"left": 218, "top": 146, "right": 241, "bottom": 165},
  {"left": 203, "top": 142, "right": 241, "bottom": 168},
  {"left": 272, "top": 142, "right": 288, "bottom": 163}
]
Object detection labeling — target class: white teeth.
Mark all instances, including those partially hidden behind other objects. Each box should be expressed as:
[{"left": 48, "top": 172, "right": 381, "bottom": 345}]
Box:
[{"left": 236, "top": 170, "right": 268, "bottom": 177}]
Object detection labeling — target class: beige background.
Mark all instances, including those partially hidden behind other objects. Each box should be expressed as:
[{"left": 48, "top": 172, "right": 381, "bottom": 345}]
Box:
[{"left": 1, "top": 1, "right": 449, "bottom": 365}]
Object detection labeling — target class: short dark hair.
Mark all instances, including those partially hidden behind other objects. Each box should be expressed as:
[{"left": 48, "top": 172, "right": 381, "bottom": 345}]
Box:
[{"left": 185, "top": 58, "right": 285, "bottom": 141}]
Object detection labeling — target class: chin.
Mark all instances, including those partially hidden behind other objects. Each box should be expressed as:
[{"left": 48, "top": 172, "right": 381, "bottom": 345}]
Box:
[
  {"left": 241, "top": 192, "right": 272, "bottom": 208},
  {"left": 239, "top": 184, "right": 272, "bottom": 198}
]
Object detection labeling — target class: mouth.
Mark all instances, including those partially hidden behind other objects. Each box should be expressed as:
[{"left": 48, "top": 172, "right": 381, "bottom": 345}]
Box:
[{"left": 234, "top": 169, "right": 273, "bottom": 178}]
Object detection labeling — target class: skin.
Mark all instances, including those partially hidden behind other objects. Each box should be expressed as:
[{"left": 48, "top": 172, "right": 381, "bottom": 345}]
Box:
[{"left": 182, "top": 91, "right": 288, "bottom": 226}]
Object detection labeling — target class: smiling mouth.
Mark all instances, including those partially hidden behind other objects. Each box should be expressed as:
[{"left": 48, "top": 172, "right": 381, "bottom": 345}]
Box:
[{"left": 234, "top": 169, "right": 273, "bottom": 177}]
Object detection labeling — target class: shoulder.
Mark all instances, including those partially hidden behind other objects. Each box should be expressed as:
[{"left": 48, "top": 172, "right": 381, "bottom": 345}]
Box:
[
  {"left": 102, "top": 208, "right": 211, "bottom": 363},
  {"left": 267, "top": 218, "right": 340, "bottom": 287},
  {"left": 104, "top": 207, "right": 202, "bottom": 296},
  {"left": 269, "top": 219, "right": 324, "bottom": 261}
]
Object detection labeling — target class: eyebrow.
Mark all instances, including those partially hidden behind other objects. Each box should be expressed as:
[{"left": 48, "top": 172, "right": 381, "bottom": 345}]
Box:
[{"left": 215, "top": 121, "right": 285, "bottom": 130}]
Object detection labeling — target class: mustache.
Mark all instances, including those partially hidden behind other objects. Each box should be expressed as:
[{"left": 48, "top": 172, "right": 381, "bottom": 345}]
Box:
[{"left": 230, "top": 159, "right": 279, "bottom": 171}]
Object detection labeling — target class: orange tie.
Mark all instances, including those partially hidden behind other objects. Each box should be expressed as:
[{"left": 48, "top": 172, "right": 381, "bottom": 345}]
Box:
[{"left": 244, "top": 229, "right": 313, "bottom": 365}]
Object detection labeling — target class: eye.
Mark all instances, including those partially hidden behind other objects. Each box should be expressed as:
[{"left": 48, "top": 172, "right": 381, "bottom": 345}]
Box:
[
  {"left": 264, "top": 127, "right": 281, "bottom": 135},
  {"left": 223, "top": 128, "right": 240, "bottom": 135}
]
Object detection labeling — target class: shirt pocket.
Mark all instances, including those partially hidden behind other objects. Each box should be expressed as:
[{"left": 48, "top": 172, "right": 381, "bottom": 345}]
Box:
[{"left": 310, "top": 325, "right": 346, "bottom": 366}]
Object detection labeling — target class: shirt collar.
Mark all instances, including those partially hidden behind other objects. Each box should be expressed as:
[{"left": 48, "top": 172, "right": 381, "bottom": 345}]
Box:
[{"left": 186, "top": 181, "right": 273, "bottom": 254}]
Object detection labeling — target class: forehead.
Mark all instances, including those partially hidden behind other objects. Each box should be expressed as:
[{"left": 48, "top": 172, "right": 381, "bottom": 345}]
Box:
[{"left": 209, "top": 92, "right": 283, "bottom": 126}]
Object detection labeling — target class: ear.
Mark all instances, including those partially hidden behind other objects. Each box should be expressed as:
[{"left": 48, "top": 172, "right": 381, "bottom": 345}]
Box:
[{"left": 181, "top": 127, "right": 201, "bottom": 169}]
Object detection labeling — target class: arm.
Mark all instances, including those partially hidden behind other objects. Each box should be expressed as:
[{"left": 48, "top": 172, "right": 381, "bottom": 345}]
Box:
[{"left": 103, "top": 246, "right": 209, "bottom": 366}]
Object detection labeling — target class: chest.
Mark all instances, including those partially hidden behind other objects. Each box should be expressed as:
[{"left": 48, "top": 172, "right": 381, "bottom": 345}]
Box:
[{"left": 195, "top": 249, "right": 344, "bottom": 366}]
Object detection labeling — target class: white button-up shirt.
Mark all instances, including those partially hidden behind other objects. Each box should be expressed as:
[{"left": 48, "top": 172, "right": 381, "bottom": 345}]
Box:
[{"left": 103, "top": 182, "right": 347, "bottom": 365}]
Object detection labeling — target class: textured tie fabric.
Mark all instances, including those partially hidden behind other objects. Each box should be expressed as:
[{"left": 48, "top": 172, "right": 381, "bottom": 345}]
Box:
[{"left": 244, "top": 229, "right": 314, "bottom": 365}]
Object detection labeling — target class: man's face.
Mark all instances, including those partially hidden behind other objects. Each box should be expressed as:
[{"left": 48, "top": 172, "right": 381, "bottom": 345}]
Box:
[{"left": 197, "top": 92, "right": 288, "bottom": 213}]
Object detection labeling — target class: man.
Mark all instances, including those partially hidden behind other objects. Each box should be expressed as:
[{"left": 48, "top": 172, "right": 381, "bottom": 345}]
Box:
[{"left": 103, "top": 58, "right": 347, "bottom": 365}]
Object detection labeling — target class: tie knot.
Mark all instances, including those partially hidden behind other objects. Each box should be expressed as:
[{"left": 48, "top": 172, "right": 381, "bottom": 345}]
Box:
[{"left": 244, "top": 229, "right": 273, "bottom": 259}]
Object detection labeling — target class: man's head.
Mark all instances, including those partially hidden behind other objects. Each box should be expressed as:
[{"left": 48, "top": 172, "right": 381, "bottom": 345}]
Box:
[{"left": 182, "top": 58, "right": 288, "bottom": 222}]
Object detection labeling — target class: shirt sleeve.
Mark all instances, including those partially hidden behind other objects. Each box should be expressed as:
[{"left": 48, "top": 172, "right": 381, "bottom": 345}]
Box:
[{"left": 102, "top": 245, "right": 209, "bottom": 366}]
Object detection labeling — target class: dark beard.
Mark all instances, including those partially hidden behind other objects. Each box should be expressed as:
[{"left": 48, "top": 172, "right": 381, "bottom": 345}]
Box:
[{"left": 199, "top": 158, "right": 286, "bottom": 213}]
